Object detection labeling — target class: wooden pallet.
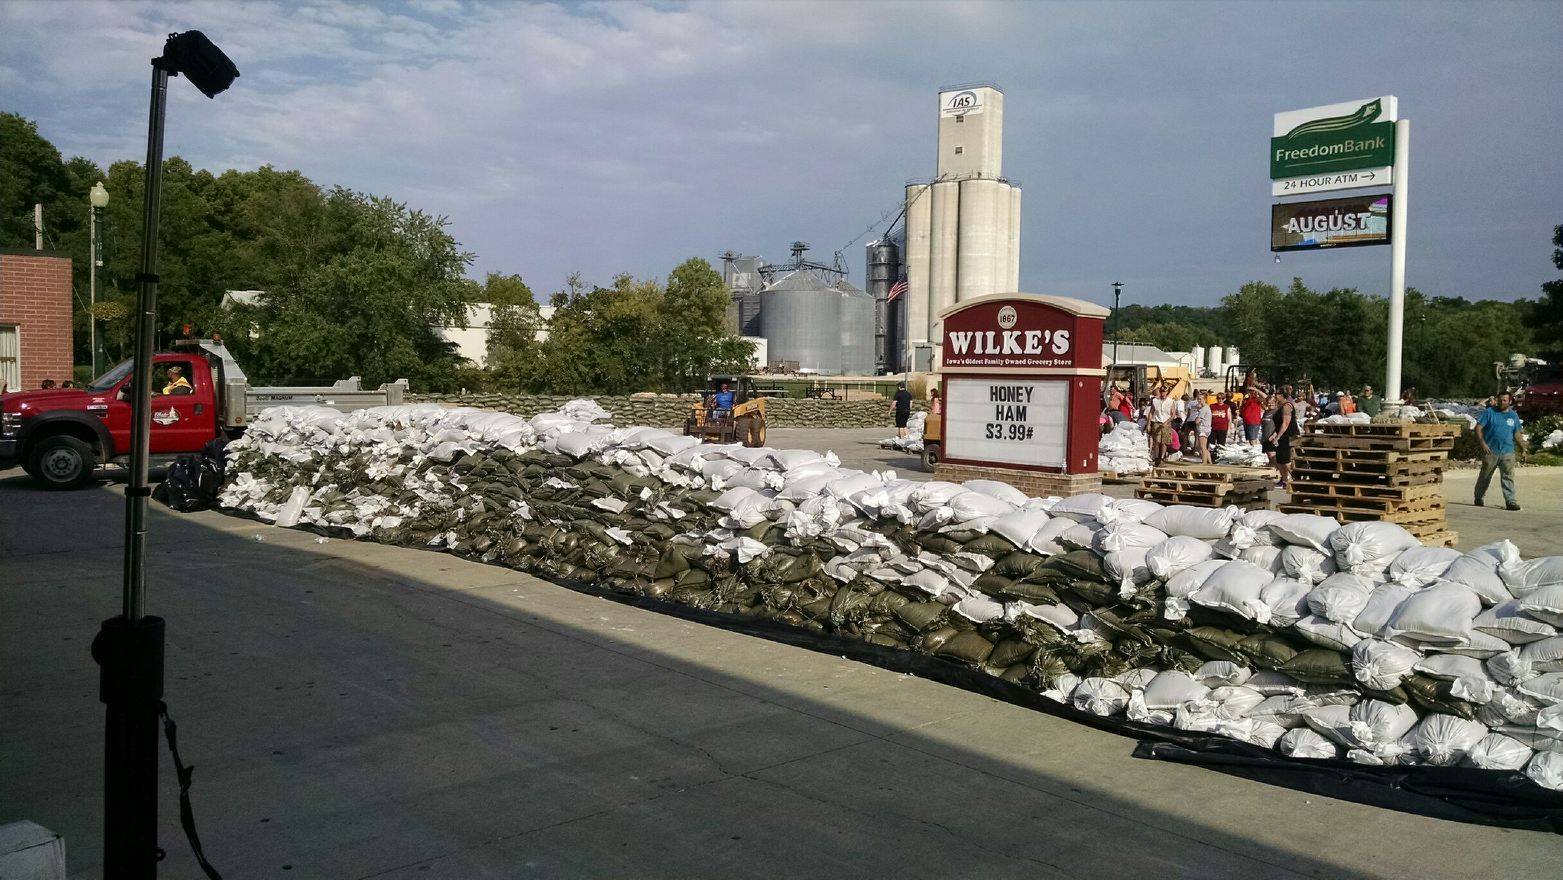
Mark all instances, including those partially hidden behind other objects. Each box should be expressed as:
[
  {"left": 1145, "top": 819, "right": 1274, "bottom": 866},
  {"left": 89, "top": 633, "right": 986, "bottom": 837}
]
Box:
[
  {"left": 1288, "top": 481, "right": 1445, "bottom": 503},
  {"left": 1407, "top": 526, "right": 1459, "bottom": 547},
  {"left": 1292, "top": 447, "right": 1450, "bottom": 465},
  {"left": 1098, "top": 470, "right": 1147, "bottom": 485},
  {"left": 1308, "top": 423, "right": 1463, "bottom": 439},
  {"left": 1291, "top": 466, "right": 1443, "bottom": 488},
  {"left": 1139, "top": 488, "right": 1270, "bottom": 509},
  {"left": 1279, "top": 501, "right": 1446, "bottom": 525},
  {"left": 1151, "top": 462, "right": 1281, "bottom": 482},
  {"left": 1297, "top": 434, "right": 1455, "bottom": 452}
]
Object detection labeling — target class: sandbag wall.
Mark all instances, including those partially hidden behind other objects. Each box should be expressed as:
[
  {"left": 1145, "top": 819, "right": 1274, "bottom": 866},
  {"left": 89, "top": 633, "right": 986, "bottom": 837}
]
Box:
[
  {"left": 408, "top": 393, "right": 916, "bottom": 429},
  {"left": 218, "top": 401, "right": 1563, "bottom": 796}
]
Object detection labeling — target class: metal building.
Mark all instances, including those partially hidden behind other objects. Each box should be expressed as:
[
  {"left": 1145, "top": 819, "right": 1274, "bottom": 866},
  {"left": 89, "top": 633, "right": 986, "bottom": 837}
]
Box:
[
  {"left": 835, "top": 279, "right": 876, "bottom": 376},
  {"left": 721, "top": 252, "right": 767, "bottom": 337},
  {"left": 760, "top": 268, "right": 843, "bottom": 374},
  {"left": 899, "top": 84, "right": 1022, "bottom": 370}
]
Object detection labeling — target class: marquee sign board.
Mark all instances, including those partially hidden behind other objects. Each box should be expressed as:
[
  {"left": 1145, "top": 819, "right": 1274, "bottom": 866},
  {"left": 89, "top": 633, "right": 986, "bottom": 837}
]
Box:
[
  {"left": 1272, "top": 96, "right": 1397, "bottom": 183},
  {"left": 944, "top": 378, "right": 1069, "bottom": 468},
  {"left": 1271, "top": 194, "right": 1392, "bottom": 252}
]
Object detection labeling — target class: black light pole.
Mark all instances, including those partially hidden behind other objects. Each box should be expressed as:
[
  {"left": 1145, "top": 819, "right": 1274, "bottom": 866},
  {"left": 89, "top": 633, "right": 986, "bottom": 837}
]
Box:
[
  {"left": 1109, "top": 281, "right": 1123, "bottom": 403},
  {"left": 93, "top": 31, "right": 237, "bottom": 879}
]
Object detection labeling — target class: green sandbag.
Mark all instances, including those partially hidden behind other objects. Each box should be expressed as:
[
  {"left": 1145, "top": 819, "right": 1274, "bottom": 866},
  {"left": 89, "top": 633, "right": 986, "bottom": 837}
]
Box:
[
  {"left": 654, "top": 548, "right": 691, "bottom": 578},
  {"left": 1402, "top": 674, "right": 1478, "bottom": 719},
  {"left": 936, "top": 631, "right": 994, "bottom": 665},
  {"left": 1180, "top": 627, "right": 1249, "bottom": 665},
  {"left": 1000, "top": 663, "right": 1030, "bottom": 684},
  {"left": 962, "top": 533, "right": 1019, "bottom": 557},
  {"left": 919, "top": 625, "right": 958, "bottom": 653},
  {"left": 895, "top": 601, "right": 946, "bottom": 632},
  {"left": 1061, "top": 579, "right": 1117, "bottom": 606},
  {"left": 988, "top": 638, "right": 1037, "bottom": 668},
  {"left": 869, "top": 591, "right": 909, "bottom": 615},
  {"left": 800, "top": 596, "right": 835, "bottom": 621},
  {"left": 971, "top": 571, "right": 1016, "bottom": 598},
  {"left": 1044, "top": 550, "right": 1111, "bottom": 584},
  {"left": 915, "top": 535, "right": 966, "bottom": 555},
  {"left": 997, "top": 581, "right": 1062, "bottom": 604},
  {"left": 1277, "top": 648, "right": 1351, "bottom": 685},
  {"left": 938, "top": 528, "right": 986, "bottom": 544},
  {"left": 1237, "top": 633, "right": 1298, "bottom": 670},
  {"left": 778, "top": 553, "right": 823, "bottom": 584},
  {"left": 991, "top": 551, "right": 1050, "bottom": 580},
  {"left": 674, "top": 568, "right": 709, "bottom": 587}
]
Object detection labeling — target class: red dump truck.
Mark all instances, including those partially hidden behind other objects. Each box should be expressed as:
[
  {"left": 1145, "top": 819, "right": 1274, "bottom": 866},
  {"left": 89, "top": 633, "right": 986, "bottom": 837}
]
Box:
[{"left": 1, "top": 339, "right": 405, "bottom": 489}]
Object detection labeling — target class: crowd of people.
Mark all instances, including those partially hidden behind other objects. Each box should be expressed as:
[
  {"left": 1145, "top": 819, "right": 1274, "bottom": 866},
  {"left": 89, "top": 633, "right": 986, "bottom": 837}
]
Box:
[{"left": 1101, "top": 371, "right": 1400, "bottom": 490}]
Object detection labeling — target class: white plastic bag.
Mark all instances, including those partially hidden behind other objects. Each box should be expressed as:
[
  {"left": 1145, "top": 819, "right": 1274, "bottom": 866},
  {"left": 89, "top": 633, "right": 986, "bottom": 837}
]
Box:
[
  {"left": 1329, "top": 521, "right": 1422, "bottom": 578},
  {"left": 1280, "top": 544, "right": 1336, "bottom": 585},
  {"left": 1525, "top": 751, "right": 1563, "bottom": 791},
  {"left": 1270, "top": 513, "right": 1340, "bottom": 552},
  {"left": 1140, "top": 671, "right": 1211, "bottom": 709},
  {"left": 1413, "top": 654, "right": 1497, "bottom": 705},
  {"left": 1305, "top": 572, "right": 1377, "bottom": 624},
  {"left": 1387, "top": 546, "right": 1461, "bottom": 588},
  {"left": 1384, "top": 581, "right": 1482, "bottom": 647},
  {"left": 1071, "top": 677, "right": 1131, "bottom": 716},
  {"left": 1279, "top": 728, "right": 1340, "bottom": 759},
  {"left": 1191, "top": 560, "right": 1275, "bottom": 622},
  {"left": 1519, "top": 583, "right": 1563, "bottom": 627},
  {"left": 1474, "top": 600, "right": 1557, "bottom": 645},
  {"left": 1144, "top": 504, "right": 1238, "bottom": 540},
  {"left": 1464, "top": 733, "right": 1533, "bottom": 770},
  {"left": 1409, "top": 715, "right": 1488, "bottom": 766},
  {"left": 1351, "top": 639, "right": 1421, "bottom": 691},
  {"left": 1145, "top": 536, "right": 1216, "bottom": 581},
  {"left": 1259, "top": 577, "right": 1314, "bottom": 627}
]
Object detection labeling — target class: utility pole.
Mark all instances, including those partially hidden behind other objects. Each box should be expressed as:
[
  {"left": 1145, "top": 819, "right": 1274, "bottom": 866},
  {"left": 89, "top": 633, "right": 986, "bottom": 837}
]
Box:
[
  {"left": 90, "top": 182, "right": 109, "bottom": 377},
  {"left": 34, "top": 203, "right": 43, "bottom": 250},
  {"left": 1110, "top": 281, "right": 1123, "bottom": 402},
  {"left": 1385, "top": 118, "right": 1410, "bottom": 404}
]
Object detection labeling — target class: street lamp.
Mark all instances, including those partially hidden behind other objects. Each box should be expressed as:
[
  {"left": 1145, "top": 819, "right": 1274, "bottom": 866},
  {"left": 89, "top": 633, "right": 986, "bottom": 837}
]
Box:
[
  {"left": 93, "top": 30, "right": 237, "bottom": 880},
  {"left": 1110, "top": 282, "right": 1123, "bottom": 400},
  {"left": 89, "top": 181, "right": 109, "bottom": 377}
]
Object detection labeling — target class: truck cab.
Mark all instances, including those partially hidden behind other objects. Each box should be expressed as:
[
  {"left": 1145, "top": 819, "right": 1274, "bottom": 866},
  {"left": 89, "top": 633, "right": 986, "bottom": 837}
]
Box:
[{"left": 1, "top": 351, "right": 223, "bottom": 489}]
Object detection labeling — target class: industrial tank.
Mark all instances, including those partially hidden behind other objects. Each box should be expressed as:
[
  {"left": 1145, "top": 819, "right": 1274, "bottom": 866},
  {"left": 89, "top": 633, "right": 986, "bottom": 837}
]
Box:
[
  {"left": 1207, "top": 346, "right": 1223, "bottom": 377},
  {"left": 1225, "top": 347, "right": 1240, "bottom": 371},
  {"left": 835, "top": 279, "right": 876, "bottom": 376},
  {"left": 956, "top": 177, "right": 1004, "bottom": 302},
  {"left": 761, "top": 269, "right": 843, "bottom": 374},
  {"left": 904, "top": 183, "right": 932, "bottom": 357},
  {"left": 866, "top": 239, "right": 900, "bottom": 373},
  {"left": 1191, "top": 345, "right": 1206, "bottom": 376},
  {"left": 928, "top": 180, "right": 960, "bottom": 338}
]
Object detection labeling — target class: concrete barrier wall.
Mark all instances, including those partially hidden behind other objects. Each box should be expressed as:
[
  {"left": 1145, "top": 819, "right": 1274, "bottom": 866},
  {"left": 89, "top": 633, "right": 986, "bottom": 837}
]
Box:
[{"left": 407, "top": 392, "right": 924, "bottom": 429}]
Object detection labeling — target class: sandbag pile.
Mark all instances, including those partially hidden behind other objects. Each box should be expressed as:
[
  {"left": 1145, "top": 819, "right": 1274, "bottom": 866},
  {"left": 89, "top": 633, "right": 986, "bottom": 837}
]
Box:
[
  {"left": 1214, "top": 443, "right": 1271, "bottom": 467},
  {"left": 1098, "top": 421, "right": 1153, "bottom": 474},
  {"left": 218, "top": 402, "right": 1563, "bottom": 792},
  {"left": 409, "top": 392, "right": 913, "bottom": 430},
  {"left": 878, "top": 411, "right": 927, "bottom": 453}
]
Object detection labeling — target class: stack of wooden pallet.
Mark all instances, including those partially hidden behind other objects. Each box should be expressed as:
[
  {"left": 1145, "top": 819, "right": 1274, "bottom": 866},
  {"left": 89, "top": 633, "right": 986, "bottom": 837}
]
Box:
[
  {"left": 1136, "top": 462, "right": 1277, "bottom": 509},
  {"left": 1280, "top": 422, "right": 1461, "bottom": 547}
]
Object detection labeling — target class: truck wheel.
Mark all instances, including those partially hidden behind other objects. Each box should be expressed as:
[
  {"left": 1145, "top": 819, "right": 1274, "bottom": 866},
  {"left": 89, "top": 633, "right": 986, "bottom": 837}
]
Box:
[
  {"left": 29, "top": 436, "right": 97, "bottom": 490},
  {"left": 921, "top": 443, "right": 941, "bottom": 471}
]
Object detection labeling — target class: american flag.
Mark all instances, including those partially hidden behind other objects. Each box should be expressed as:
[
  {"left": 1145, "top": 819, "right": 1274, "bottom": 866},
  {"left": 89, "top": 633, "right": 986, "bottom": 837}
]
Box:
[{"left": 886, "top": 279, "right": 908, "bottom": 302}]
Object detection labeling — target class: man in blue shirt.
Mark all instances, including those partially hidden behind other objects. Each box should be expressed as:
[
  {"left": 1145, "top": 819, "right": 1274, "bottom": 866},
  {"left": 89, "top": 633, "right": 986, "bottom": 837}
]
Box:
[
  {"left": 712, "top": 383, "right": 735, "bottom": 416},
  {"left": 1474, "top": 392, "right": 1524, "bottom": 510}
]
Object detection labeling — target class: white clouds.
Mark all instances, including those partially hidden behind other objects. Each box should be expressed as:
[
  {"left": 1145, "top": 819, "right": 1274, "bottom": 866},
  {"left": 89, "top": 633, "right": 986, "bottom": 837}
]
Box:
[{"left": 2, "top": 0, "right": 1560, "bottom": 301}]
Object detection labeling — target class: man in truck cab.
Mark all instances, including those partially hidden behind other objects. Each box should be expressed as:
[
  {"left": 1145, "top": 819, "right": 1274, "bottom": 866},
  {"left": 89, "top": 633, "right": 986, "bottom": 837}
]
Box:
[{"left": 162, "top": 364, "right": 193, "bottom": 395}]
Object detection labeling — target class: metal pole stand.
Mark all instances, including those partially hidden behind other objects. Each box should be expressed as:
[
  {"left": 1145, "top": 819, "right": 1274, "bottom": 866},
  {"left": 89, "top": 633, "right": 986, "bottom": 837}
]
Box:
[{"left": 92, "top": 614, "right": 166, "bottom": 879}]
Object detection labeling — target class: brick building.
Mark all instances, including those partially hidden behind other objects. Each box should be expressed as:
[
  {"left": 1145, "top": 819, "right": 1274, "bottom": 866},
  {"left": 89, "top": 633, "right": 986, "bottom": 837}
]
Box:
[{"left": 0, "top": 249, "right": 74, "bottom": 393}]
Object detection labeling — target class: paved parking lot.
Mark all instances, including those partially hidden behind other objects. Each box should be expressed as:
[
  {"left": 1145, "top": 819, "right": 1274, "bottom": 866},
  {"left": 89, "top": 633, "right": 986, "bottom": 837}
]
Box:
[{"left": 3, "top": 450, "right": 1561, "bottom": 877}]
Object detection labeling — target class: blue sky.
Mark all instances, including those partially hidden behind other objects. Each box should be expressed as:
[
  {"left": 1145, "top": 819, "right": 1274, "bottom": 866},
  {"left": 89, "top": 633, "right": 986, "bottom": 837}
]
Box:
[{"left": 2, "top": 0, "right": 1559, "bottom": 308}]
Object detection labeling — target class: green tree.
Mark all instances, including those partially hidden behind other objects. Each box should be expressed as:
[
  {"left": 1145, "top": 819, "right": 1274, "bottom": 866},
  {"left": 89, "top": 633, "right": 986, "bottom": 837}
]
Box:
[
  {"left": 658, "top": 257, "right": 744, "bottom": 390},
  {"left": 1538, "top": 224, "right": 1563, "bottom": 356}
]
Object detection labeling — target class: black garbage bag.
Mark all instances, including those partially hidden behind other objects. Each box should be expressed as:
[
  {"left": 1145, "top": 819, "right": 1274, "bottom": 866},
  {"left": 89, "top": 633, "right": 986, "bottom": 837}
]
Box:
[{"left": 153, "top": 437, "right": 227, "bottom": 512}]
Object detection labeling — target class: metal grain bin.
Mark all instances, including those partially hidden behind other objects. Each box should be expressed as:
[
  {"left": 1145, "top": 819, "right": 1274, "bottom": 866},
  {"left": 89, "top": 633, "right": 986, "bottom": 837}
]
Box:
[
  {"left": 761, "top": 269, "right": 842, "bottom": 374},
  {"left": 835, "top": 279, "right": 876, "bottom": 376}
]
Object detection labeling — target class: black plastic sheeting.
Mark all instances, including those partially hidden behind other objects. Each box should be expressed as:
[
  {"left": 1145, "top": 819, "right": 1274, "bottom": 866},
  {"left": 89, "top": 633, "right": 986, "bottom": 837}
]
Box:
[{"left": 209, "top": 506, "right": 1563, "bottom": 833}]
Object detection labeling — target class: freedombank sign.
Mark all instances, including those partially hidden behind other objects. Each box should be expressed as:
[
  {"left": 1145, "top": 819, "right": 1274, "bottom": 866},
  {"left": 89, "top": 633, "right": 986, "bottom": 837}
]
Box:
[{"left": 1271, "top": 96, "right": 1397, "bottom": 195}]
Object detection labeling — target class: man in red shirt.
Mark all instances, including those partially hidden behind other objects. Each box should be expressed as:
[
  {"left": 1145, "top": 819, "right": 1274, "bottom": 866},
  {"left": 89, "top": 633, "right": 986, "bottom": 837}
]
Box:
[{"left": 1240, "top": 391, "right": 1264, "bottom": 446}]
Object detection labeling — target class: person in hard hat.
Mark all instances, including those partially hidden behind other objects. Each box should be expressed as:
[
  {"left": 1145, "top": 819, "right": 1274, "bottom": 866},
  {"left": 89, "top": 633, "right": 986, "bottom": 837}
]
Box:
[{"left": 162, "top": 365, "right": 192, "bottom": 395}]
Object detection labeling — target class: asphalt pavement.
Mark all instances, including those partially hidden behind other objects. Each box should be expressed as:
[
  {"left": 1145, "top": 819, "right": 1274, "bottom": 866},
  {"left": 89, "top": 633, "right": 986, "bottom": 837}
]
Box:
[{"left": 3, "top": 457, "right": 1562, "bottom": 878}]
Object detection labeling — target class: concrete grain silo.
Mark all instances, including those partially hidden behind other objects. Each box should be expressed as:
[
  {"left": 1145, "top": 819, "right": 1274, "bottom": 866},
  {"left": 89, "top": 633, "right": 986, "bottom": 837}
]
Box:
[{"left": 898, "top": 84, "right": 1023, "bottom": 369}]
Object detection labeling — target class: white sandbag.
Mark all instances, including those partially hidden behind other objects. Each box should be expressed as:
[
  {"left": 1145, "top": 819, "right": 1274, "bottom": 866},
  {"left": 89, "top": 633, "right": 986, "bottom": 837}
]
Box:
[
  {"left": 1163, "top": 558, "right": 1227, "bottom": 620},
  {"left": 1442, "top": 552, "right": 1513, "bottom": 606},
  {"left": 1040, "top": 672, "right": 1083, "bottom": 704},
  {"left": 1349, "top": 581, "right": 1418, "bottom": 639},
  {"left": 1259, "top": 576, "right": 1314, "bottom": 627},
  {"left": 1047, "top": 492, "right": 1114, "bottom": 523},
  {"left": 1306, "top": 572, "right": 1377, "bottom": 624},
  {"left": 1409, "top": 715, "right": 1489, "bottom": 766},
  {"left": 1499, "top": 551, "right": 1563, "bottom": 599},
  {"left": 1094, "top": 523, "right": 1169, "bottom": 554},
  {"left": 1113, "top": 668, "right": 1160, "bottom": 691},
  {"left": 1098, "top": 497, "right": 1164, "bottom": 525},
  {"left": 1071, "top": 677, "right": 1131, "bottom": 716},
  {"left": 909, "top": 481, "right": 966, "bottom": 513},
  {"left": 1251, "top": 694, "right": 1313, "bottom": 727},
  {"left": 1145, "top": 536, "right": 1215, "bottom": 581},
  {"left": 1104, "top": 548, "right": 1151, "bottom": 594},
  {"left": 273, "top": 485, "right": 310, "bottom": 527},
  {"left": 1279, "top": 727, "right": 1340, "bottom": 759},
  {"left": 771, "top": 448, "right": 825, "bottom": 471},
  {"left": 1007, "top": 600, "right": 1080, "bottom": 632},
  {"left": 1521, "top": 636, "right": 1563, "bottom": 671},
  {"left": 1526, "top": 751, "right": 1563, "bottom": 791},
  {"left": 985, "top": 509, "right": 1051, "bottom": 549},
  {"left": 1387, "top": 546, "right": 1461, "bottom": 588},
  {"left": 1329, "top": 521, "right": 1421, "bottom": 577},
  {"left": 1414, "top": 654, "right": 1498, "bottom": 705},
  {"left": 778, "top": 472, "right": 838, "bottom": 501},
  {"left": 1520, "top": 583, "right": 1563, "bottom": 627},
  {"left": 952, "top": 595, "right": 1005, "bottom": 623},
  {"left": 1384, "top": 581, "right": 1482, "bottom": 647},
  {"left": 1474, "top": 600, "right": 1558, "bottom": 645},
  {"left": 960, "top": 479, "right": 1029, "bottom": 507},
  {"left": 645, "top": 432, "right": 702, "bottom": 457},
  {"left": 1144, "top": 504, "right": 1238, "bottom": 540},
  {"left": 1140, "top": 671, "right": 1211, "bottom": 709},
  {"left": 1292, "top": 615, "right": 1365, "bottom": 651},
  {"left": 1058, "top": 522, "right": 1101, "bottom": 551},
  {"left": 1270, "top": 513, "right": 1341, "bottom": 551},
  {"left": 1349, "top": 699, "right": 1419, "bottom": 746},
  {"left": 1195, "top": 661, "right": 1253, "bottom": 687},
  {"left": 824, "top": 472, "right": 884, "bottom": 501},
  {"left": 1246, "top": 671, "right": 1308, "bottom": 696},
  {"left": 1191, "top": 560, "right": 1275, "bottom": 622},
  {"left": 1517, "top": 672, "right": 1563, "bottom": 705},
  {"left": 1464, "top": 733, "right": 1534, "bottom": 770},
  {"left": 1489, "top": 652, "right": 1540, "bottom": 688},
  {"left": 1238, "top": 544, "right": 1285, "bottom": 574},
  {"left": 1301, "top": 704, "right": 1357, "bottom": 745},
  {"left": 1351, "top": 639, "right": 1421, "bottom": 691},
  {"left": 1281, "top": 544, "right": 1337, "bottom": 585},
  {"left": 1437, "top": 629, "right": 1512, "bottom": 660},
  {"left": 947, "top": 490, "right": 1019, "bottom": 522}
]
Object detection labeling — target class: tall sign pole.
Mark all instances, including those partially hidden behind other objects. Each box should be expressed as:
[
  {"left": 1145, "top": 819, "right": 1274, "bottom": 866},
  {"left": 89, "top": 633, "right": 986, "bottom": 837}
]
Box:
[{"left": 1385, "top": 119, "right": 1410, "bottom": 403}]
